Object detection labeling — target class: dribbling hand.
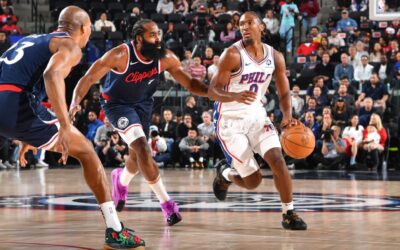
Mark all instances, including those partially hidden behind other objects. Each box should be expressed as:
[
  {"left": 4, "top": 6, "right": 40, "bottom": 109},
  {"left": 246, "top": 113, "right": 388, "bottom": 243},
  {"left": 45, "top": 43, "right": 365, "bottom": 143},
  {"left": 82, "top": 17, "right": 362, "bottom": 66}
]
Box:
[
  {"left": 234, "top": 91, "right": 257, "bottom": 105},
  {"left": 280, "top": 118, "right": 301, "bottom": 130},
  {"left": 19, "top": 143, "right": 37, "bottom": 167}
]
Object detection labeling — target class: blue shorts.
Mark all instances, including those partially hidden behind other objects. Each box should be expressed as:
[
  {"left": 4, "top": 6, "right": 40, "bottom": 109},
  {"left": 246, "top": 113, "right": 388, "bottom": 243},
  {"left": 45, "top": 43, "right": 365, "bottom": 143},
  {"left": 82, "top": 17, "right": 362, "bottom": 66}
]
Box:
[
  {"left": 101, "top": 98, "right": 152, "bottom": 145},
  {"left": 0, "top": 89, "right": 59, "bottom": 149}
]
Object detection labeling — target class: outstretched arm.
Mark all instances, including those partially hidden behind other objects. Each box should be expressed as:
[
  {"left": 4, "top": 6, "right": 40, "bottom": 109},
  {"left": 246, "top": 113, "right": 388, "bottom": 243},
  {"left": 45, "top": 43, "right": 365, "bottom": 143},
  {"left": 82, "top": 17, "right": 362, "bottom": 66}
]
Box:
[
  {"left": 71, "top": 44, "right": 129, "bottom": 111},
  {"left": 208, "top": 47, "right": 256, "bottom": 104},
  {"left": 162, "top": 50, "right": 208, "bottom": 97}
]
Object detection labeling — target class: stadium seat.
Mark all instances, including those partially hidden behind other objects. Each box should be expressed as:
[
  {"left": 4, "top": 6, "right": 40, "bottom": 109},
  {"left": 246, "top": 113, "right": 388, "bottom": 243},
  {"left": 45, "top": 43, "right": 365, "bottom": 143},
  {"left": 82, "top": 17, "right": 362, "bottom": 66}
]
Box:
[
  {"left": 107, "top": 31, "right": 124, "bottom": 41},
  {"left": 168, "top": 13, "right": 183, "bottom": 24},
  {"left": 184, "top": 13, "right": 195, "bottom": 24},
  {"left": 174, "top": 23, "right": 188, "bottom": 37},
  {"left": 151, "top": 13, "right": 165, "bottom": 23},
  {"left": 218, "top": 14, "right": 231, "bottom": 24},
  {"left": 107, "top": 2, "right": 124, "bottom": 18},
  {"left": 90, "top": 31, "right": 105, "bottom": 40},
  {"left": 143, "top": 3, "right": 157, "bottom": 16},
  {"left": 72, "top": 0, "right": 88, "bottom": 10},
  {"left": 126, "top": 2, "right": 142, "bottom": 12},
  {"left": 157, "top": 22, "right": 168, "bottom": 32}
]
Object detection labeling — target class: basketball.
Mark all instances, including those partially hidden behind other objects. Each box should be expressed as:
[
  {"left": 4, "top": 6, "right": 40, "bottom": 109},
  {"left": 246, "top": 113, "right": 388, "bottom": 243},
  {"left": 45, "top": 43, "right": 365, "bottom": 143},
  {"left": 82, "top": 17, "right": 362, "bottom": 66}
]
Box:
[{"left": 280, "top": 124, "right": 315, "bottom": 159}]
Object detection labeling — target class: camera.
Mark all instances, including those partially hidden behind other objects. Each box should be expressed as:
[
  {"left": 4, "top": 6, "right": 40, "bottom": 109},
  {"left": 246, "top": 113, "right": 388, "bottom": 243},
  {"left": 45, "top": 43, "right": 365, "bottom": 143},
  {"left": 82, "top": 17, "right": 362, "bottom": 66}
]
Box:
[{"left": 322, "top": 129, "right": 334, "bottom": 142}]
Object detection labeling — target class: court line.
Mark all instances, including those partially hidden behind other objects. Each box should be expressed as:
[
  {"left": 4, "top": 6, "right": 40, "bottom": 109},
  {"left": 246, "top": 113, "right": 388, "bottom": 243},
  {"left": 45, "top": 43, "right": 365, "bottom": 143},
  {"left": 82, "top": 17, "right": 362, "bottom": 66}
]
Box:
[{"left": 0, "top": 241, "right": 96, "bottom": 249}]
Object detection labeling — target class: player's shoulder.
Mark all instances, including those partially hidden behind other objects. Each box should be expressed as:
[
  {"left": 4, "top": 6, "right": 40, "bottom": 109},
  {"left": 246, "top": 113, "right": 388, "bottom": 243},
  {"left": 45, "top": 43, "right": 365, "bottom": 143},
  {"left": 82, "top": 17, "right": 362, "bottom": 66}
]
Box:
[
  {"left": 220, "top": 43, "right": 241, "bottom": 61},
  {"left": 49, "top": 35, "right": 80, "bottom": 54}
]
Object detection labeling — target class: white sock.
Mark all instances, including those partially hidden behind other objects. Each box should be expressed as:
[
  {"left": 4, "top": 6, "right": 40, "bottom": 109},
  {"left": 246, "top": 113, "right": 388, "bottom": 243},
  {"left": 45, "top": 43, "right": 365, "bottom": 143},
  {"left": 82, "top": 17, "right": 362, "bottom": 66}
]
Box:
[
  {"left": 189, "top": 157, "right": 195, "bottom": 163},
  {"left": 149, "top": 176, "right": 170, "bottom": 203},
  {"left": 120, "top": 167, "right": 137, "bottom": 186},
  {"left": 100, "top": 201, "right": 122, "bottom": 231},
  {"left": 199, "top": 157, "right": 204, "bottom": 163},
  {"left": 281, "top": 201, "right": 294, "bottom": 214},
  {"left": 222, "top": 167, "right": 231, "bottom": 182},
  {"left": 350, "top": 156, "right": 356, "bottom": 165}
]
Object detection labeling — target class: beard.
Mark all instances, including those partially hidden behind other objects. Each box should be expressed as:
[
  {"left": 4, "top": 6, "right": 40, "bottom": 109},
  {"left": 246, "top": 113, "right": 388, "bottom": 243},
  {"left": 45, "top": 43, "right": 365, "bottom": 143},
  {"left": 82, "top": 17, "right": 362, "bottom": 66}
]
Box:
[{"left": 140, "top": 38, "right": 166, "bottom": 61}]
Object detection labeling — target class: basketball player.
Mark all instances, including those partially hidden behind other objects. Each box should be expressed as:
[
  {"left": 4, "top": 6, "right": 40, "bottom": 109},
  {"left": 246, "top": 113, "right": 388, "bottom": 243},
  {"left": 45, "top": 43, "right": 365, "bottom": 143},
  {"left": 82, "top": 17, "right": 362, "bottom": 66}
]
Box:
[
  {"left": 0, "top": 6, "right": 145, "bottom": 249},
  {"left": 70, "top": 20, "right": 208, "bottom": 226},
  {"left": 209, "top": 12, "right": 307, "bottom": 230}
]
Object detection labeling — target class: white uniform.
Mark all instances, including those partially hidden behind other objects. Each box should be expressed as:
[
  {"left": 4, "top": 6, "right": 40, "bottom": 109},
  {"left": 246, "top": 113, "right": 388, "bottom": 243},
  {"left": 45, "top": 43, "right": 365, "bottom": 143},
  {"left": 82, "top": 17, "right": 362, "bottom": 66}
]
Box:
[{"left": 214, "top": 40, "right": 281, "bottom": 177}]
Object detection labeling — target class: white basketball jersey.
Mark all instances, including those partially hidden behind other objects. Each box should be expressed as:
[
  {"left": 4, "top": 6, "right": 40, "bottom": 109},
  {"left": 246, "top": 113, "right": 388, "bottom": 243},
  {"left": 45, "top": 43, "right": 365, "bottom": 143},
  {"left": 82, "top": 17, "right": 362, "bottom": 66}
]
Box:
[{"left": 217, "top": 40, "right": 275, "bottom": 117}]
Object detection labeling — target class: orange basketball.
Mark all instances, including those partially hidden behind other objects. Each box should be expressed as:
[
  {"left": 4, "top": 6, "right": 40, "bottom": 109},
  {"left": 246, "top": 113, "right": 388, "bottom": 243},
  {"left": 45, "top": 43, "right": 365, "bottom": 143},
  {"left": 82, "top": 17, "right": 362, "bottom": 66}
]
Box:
[{"left": 280, "top": 124, "right": 315, "bottom": 159}]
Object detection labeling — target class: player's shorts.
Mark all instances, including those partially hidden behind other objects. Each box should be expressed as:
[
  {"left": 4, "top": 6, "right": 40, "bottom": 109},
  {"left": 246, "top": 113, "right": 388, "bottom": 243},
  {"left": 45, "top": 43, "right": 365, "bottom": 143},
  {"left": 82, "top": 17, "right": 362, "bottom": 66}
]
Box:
[
  {"left": 0, "top": 85, "right": 59, "bottom": 149},
  {"left": 100, "top": 97, "right": 152, "bottom": 145},
  {"left": 214, "top": 111, "right": 281, "bottom": 178}
]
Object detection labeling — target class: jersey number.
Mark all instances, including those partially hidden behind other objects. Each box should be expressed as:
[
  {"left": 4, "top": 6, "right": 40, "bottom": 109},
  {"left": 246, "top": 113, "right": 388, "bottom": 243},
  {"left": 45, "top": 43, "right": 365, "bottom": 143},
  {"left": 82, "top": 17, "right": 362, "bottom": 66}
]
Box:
[
  {"left": 249, "top": 83, "right": 258, "bottom": 93},
  {"left": 0, "top": 41, "right": 35, "bottom": 65}
]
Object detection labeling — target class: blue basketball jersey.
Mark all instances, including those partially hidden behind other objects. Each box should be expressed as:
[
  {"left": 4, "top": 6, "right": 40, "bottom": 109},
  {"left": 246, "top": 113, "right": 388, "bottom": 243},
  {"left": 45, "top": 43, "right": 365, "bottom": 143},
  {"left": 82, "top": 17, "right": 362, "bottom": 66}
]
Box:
[
  {"left": 102, "top": 41, "right": 161, "bottom": 104},
  {"left": 0, "top": 32, "right": 70, "bottom": 98}
]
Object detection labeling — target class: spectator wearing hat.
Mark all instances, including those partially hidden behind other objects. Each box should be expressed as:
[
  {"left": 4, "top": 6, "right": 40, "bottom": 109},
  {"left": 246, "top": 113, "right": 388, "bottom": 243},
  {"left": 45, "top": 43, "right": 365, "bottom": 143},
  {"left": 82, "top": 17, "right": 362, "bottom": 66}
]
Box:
[
  {"left": 303, "top": 50, "right": 319, "bottom": 70},
  {"left": 333, "top": 52, "right": 354, "bottom": 89},
  {"left": 148, "top": 125, "right": 170, "bottom": 167},
  {"left": 179, "top": 127, "right": 209, "bottom": 168},
  {"left": 336, "top": 9, "right": 357, "bottom": 34},
  {"left": 328, "top": 28, "right": 345, "bottom": 47},
  {"left": 356, "top": 72, "right": 389, "bottom": 110},
  {"left": 354, "top": 55, "right": 374, "bottom": 86},
  {"left": 314, "top": 51, "right": 335, "bottom": 87},
  {"left": 332, "top": 97, "right": 352, "bottom": 129}
]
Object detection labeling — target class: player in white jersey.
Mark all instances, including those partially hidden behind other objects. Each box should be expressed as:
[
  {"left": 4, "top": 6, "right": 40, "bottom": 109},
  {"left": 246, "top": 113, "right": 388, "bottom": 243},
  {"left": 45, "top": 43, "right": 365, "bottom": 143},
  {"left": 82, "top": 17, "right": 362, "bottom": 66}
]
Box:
[{"left": 208, "top": 11, "right": 307, "bottom": 230}]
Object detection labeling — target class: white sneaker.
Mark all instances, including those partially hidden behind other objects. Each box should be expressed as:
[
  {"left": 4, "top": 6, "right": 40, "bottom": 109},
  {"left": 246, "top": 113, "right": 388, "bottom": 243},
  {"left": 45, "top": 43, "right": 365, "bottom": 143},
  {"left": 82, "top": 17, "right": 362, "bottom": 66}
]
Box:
[
  {"left": 0, "top": 162, "right": 7, "bottom": 170},
  {"left": 36, "top": 160, "right": 49, "bottom": 168},
  {"left": 3, "top": 161, "right": 15, "bottom": 169}
]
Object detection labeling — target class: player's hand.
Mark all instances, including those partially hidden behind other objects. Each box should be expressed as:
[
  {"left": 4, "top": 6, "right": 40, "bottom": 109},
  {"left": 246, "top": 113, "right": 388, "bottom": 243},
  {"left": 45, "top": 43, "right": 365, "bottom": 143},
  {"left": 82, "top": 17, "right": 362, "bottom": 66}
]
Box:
[
  {"left": 234, "top": 91, "right": 257, "bottom": 105},
  {"left": 19, "top": 143, "right": 37, "bottom": 167},
  {"left": 280, "top": 118, "right": 300, "bottom": 130},
  {"left": 55, "top": 127, "right": 71, "bottom": 165},
  {"left": 69, "top": 104, "right": 81, "bottom": 123}
]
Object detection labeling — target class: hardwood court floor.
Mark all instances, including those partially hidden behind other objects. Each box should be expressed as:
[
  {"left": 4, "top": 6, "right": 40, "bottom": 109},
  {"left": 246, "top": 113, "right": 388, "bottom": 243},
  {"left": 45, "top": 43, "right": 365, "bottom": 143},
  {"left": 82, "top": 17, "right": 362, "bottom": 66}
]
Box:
[{"left": 1, "top": 167, "right": 400, "bottom": 250}]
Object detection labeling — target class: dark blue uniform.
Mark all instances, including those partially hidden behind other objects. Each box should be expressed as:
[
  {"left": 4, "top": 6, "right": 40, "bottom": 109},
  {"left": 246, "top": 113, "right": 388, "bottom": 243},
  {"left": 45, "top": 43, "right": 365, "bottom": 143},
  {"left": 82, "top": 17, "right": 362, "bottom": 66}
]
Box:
[
  {"left": 0, "top": 32, "right": 70, "bottom": 147},
  {"left": 101, "top": 41, "right": 161, "bottom": 138}
]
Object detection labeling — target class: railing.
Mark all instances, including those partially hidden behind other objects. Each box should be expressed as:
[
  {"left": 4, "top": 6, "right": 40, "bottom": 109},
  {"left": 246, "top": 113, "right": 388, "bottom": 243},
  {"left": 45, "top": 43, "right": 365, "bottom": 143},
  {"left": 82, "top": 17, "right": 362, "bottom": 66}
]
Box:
[{"left": 31, "top": 0, "right": 45, "bottom": 34}]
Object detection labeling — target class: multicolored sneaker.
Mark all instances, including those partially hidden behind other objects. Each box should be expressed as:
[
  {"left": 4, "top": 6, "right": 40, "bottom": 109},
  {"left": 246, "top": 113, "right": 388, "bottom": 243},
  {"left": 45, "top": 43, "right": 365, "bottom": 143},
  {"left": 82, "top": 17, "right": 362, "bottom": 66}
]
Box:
[
  {"left": 212, "top": 159, "right": 232, "bottom": 201},
  {"left": 111, "top": 168, "right": 128, "bottom": 212},
  {"left": 160, "top": 199, "right": 182, "bottom": 226},
  {"left": 281, "top": 210, "right": 307, "bottom": 230},
  {"left": 104, "top": 223, "right": 145, "bottom": 250}
]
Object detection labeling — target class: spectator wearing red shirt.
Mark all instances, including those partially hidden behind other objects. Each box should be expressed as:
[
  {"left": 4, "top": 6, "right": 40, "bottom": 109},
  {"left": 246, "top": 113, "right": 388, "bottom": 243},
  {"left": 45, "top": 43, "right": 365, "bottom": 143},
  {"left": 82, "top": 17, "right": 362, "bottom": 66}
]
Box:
[
  {"left": 1, "top": 17, "right": 22, "bottom": 34},
  {"left": 0, "top": 6, "right": 16, "bottom": 25},
  {"left": 299, "top": 0, "right": 320, "bottom": 35},
  {"left": 297, "top": 34, "right": 318, "bottom": 56},
  {"left": 188, "top": 56, "right": 206, "bottom": 81}
]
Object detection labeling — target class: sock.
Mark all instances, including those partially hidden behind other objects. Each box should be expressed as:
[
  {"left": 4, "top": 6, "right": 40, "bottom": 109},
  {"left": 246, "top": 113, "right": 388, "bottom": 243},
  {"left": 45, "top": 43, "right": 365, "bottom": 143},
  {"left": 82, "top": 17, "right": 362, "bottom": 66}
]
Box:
[
  {"left": 120, "top": 167, "right": 137, "bottom": 186},
  {"left": 189, "top": 157, "right": 195, "bottom": 163},
  {"left": 149, "top": 176, "right": 170, "bottom": 203},
  {"left": 350, "top": 156, "right": 356, "bottom": 165},
  {"left": 221, "top": 167, "right": 231, "bottom": 182},
  {"left": 100, "top": 201, "right": 122, "bottom": 231},
  {"left": 199, "top": 157, "right": 204, "bottom": 163},
  {"left": 281, "top": 201, "right": 294, "bottom": 214}
]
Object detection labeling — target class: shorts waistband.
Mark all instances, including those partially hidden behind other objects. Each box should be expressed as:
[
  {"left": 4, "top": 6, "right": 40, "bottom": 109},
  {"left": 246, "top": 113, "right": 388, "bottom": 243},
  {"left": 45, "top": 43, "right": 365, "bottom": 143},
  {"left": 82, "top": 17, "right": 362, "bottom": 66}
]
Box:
[{"left": 0, "top": 84, "right": 23, "bottom": 92}]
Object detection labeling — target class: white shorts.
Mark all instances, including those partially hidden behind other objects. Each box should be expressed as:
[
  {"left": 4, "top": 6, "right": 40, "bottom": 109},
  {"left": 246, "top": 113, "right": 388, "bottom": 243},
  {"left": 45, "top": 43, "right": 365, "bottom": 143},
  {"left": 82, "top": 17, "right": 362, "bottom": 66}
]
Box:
[{"left": 216, "top": 114, "right": 281, "bottom": 177}]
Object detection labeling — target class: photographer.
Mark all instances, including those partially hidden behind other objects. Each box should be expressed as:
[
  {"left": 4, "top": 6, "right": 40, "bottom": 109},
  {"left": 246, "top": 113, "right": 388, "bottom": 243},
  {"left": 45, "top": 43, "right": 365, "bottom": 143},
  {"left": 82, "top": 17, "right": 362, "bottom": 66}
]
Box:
[
  {"left": 101, "top": 131, "right": 127, "bottom": 168},
  {"left": 148, "top": 125, "right": 170, "bottom": 167},
  {"left": 316, "top": 125, "right": 346, "bottom": 169}
]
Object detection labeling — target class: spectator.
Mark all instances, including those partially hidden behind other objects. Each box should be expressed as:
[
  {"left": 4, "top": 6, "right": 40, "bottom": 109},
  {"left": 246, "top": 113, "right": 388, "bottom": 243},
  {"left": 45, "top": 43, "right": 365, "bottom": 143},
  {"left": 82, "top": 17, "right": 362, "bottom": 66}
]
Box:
[
  {"left": 182, "top": 49, "right": 194, "bottom": 72},
  {"left": 148, "top": 125, "right": 169, "bottom": 167},
  {"left": 309, "top": 26, "right": 322, "bottom": 44},
  {"left": 328, "top": 44, "right": 341, "bottom": 63},
  {"left": 318, "top": 112, "right": 334, "bottom": 136},
  {"left": 332, "top": 97, "right": 352, "bottom": 128},
  {"left": 151, "top": 113, "right": 162, "bottom": 128},
  {"left": 176, "top": 113, "right": 195, "bottom": 141},
  {"left": 164, "top": 22, "right": 179, "bottom": 47},
  {"left": 354, "top": 55, "right": 374, "bottom": 85},
  {"left": 190, "top": 0, "right": 208, "bottom": 11},
  {"left": 1, "top": 16, "right": 22, "bottom": 34},
  {"left": 312, "top": 86, "right": 329, "bottom": 107},
  {"left": 347, "top": 27, "right": 362, "bottom": 45},
  {"left": 363, "top": 113, "right": 387, "bottom": 153},
  {"left": 190, "top": 4, "right": 214, "bottom": 39},
  {"left": 174, "top": 0, "right": 189, "bottom": 15},
  {"left": 336, "top": 9, "right": 357, "bottom": 34},
  {"left": 303, "top": 111, "right": 320, "bottom": 139},
  {"left": 262, "top": 9, "right": 280, "bottom": 48},
  {"left": 315, "top": 52, "right": 335, "bottom": 87},
  {"left": 179, "top": 127, "right": 209, "bottom": 168},
  {"left": 128, "top": 7, "right": 142, "bottom": 28},
  {"left": 183, "top": 95, "right": 202, "bottom": 124},
  {"left": 85, "top": 111, "right": 104, "bottom": 142},
  {"left": 207, "top": 55, "right": 219, "bottom": 80},
  {"left": 291, "top": 85, "right": 305, "bottom": 118},
  {"left": 358, "top": 97, "right": 378, "bottom": 127},
  {"left": 280, "top": 0, "right": 299, "bottom": 54},
  {"left": 188, "top": 56, "right": 206, "bottom": 81},
  {"left": 333, "top": 53, "right": 354, "bottom": 89},
  {"left": 303, "top": 50, "right": 319, "bottom": 70},
  {"left": 318, "top": 125, "right": 346, "bottom": 169},
  {"left": 157, "top": 0, "right": 174, "bottom": 15},
  {"left": 328, "top": 28, "right": 345, "bottom": 48},
  {"left": 395, "top": 51, "right": 400, "bottom": 72},
  {"left": 353, "top": 41, "right": 369, "bottom": 68},
  {"left": 0, "top": 0, "right": 13, "bottom": 15},
  {"left": 336, "top": 0, "right": 351, "bottom": 11},
  {"left": 0, "top": 6, "right": 16, "bottom": 26},
  {"left": 202, "top": 47, "right": 214, "bottom": 68},
  {"left": 301, "top": 97, "right": 321, "bottom": 118},
  {"left": 101, "top": 131, "right": 126, "bottom": 168},
  {"left": 94, "top": 117, "right": 114, "bottom": 149},
  {"left": 197, "top": 111, "right": 216, "bottom": 162},
  {"left": 387, "top": 39, "right": 399, "bottom": 63},
  {"left": 0, "top": 31, "right": 10, "bottom": 55},
  {"left": 299, "top": 0, "right": 320, "bottom": 35},
  {"left": 297, "top": 34, "right": 318, "bottom": 56},
  {"left": 374, "top": 55, "right": 393, "bottom": 82},
  {"left": 362, "top": 124, "right": 382, "bottom": 170},
  {"left": 94, "top": 13, "right": 116, "bottom": 32},
  {"left": 306, "top": 75, "right": 329, "bottom": 102},
  {"left": 332, "top": 81, "right": 356, "bottom": 108},
  {"left": 351, "top": 0, "right": 368, "bottom": 12},
  {"left": 87, "top": 91, "right": 101, "bottom": 116},
  {"left": 230, "top": 13, "right": 240, "bottom": 30},
  {"left": 342, "top": 114, "right": 364, "bottom": 167},
  {"left": 356, "top": 72, "right": 389, "bottom": 110},
  {"left": 159, "top": 109, "right": 178, "bottom": 141},
  {"left": 319, "top": 37, "right": 330, "bottom": 52},
  {"left": 209, "top": 0, "right": 227, "bottom": 18},
  {"left": 220, "top": 22, "right": 236, "bottom": 44},
  {"left": 370, "top": 42, "right": 384, "bottom": 63}
]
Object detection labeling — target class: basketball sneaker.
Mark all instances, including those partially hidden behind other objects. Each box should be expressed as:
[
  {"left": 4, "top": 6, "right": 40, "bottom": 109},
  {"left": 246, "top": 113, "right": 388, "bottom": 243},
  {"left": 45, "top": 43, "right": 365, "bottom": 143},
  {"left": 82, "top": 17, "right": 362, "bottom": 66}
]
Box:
[
  {"left": 111, "top": 168, "right": 128, "bottom": 212},
  {"left": 212, "top": 159, "right": 232, "bottom": 201},
  {"left": 104, "top": 223, "right": 145, "bottom": 250},
  {"left": 161, "top": 199, "right": 182, "bottom": 226},
  {"left": 281, "top": 210, "right": 307, "bottom": 230}
]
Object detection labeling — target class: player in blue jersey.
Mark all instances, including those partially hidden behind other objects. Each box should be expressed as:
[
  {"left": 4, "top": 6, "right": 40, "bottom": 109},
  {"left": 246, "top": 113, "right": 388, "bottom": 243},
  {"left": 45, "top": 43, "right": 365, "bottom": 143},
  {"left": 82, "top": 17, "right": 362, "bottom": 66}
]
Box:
[
  {"left": 70, "top": 19, "right": 208, "bottom": 226},
  {"left": 0, "top": 6, "right": 145, "bottom": 249}
]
